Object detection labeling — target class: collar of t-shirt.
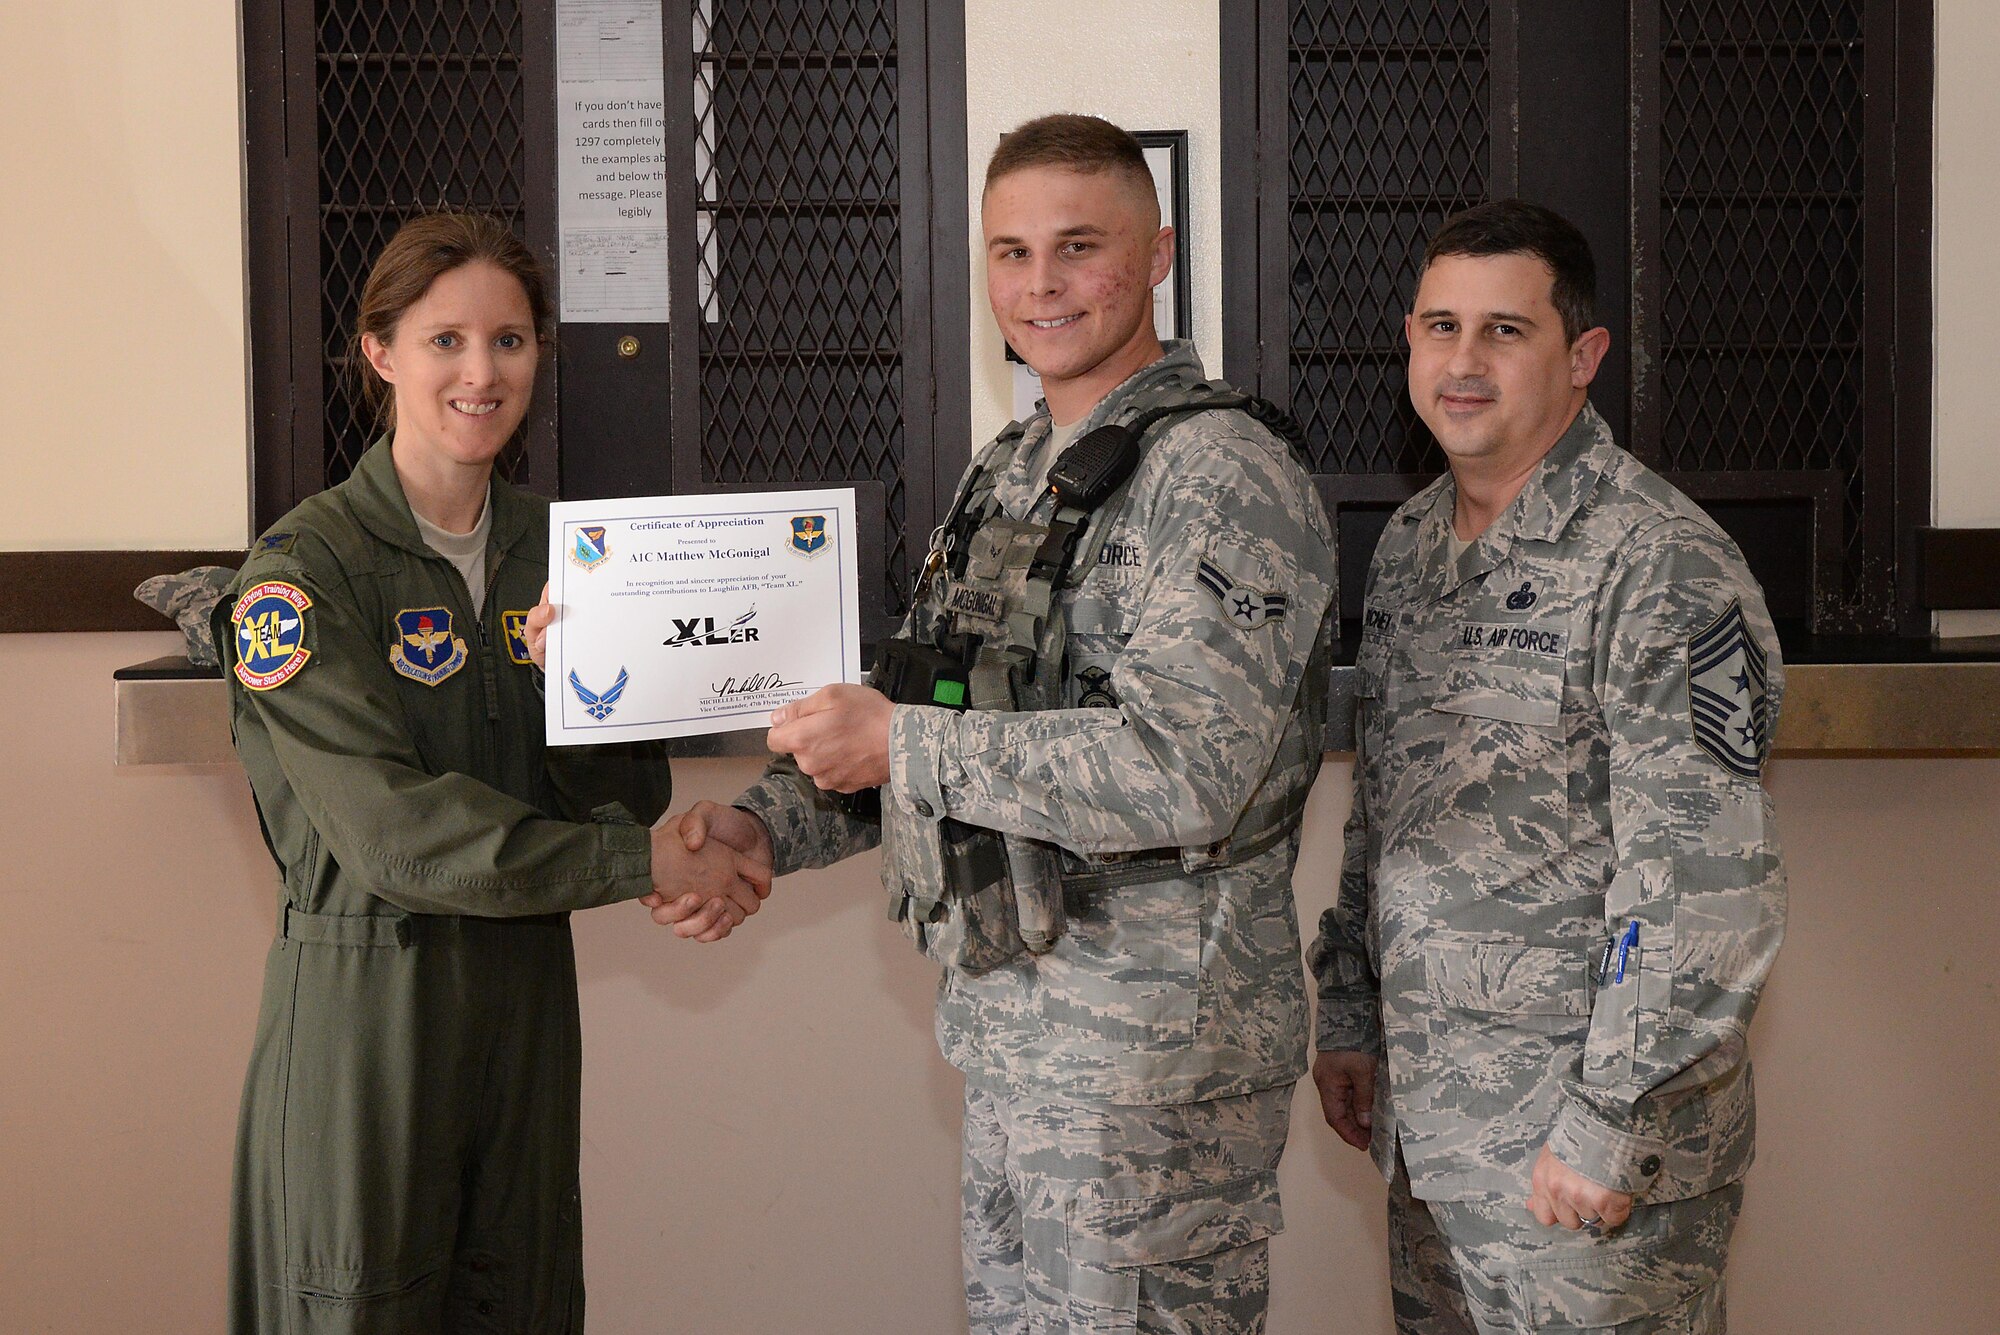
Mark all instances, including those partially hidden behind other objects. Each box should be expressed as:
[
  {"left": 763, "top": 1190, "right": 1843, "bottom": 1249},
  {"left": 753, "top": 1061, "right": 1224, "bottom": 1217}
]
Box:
[
  {"left": 997, "top": 416, "right": 1087, "bottom": 520},
  {"left": 414, "top": 491, "right": 493, "bottom": 620}
]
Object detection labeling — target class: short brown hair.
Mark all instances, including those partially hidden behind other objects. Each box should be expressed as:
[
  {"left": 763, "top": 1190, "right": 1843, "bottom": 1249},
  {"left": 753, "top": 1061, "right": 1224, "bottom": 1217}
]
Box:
[
  {"left": 984, "top": 113, "right": 1155, "bottom": 207},
  {"left": 1421, "top": 200, "right": 1597, "bottom": 345},
  {"left": 352, "top": 211, "right": 551, "bottom": 431}
]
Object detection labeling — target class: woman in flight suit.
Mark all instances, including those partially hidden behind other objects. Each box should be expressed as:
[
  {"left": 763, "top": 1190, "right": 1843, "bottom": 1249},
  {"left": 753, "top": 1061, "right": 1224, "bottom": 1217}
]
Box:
[{"left": 217, "top": 212, "right": 765, "bottom": 1333}]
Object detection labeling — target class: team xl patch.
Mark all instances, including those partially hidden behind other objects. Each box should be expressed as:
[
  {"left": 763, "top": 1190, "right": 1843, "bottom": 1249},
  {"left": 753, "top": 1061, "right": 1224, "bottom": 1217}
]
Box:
[
  {"left": 501, "top": 610, "right": 535, "bottom": 665},
  {"left": 569, "top": 667, "right": 629, "bottom": 720},
  {"left": 389, "top": 607, "right": 468, "bottom": 686},
  {"left": 231, "top": 581, "right": 312, "bottom": 690},
  {"left": 1196, "top": 559, "right": 1288, "bottom": 630},
  {"left": 1688, "top": 601, "right": 1769, "bottom": 779}
]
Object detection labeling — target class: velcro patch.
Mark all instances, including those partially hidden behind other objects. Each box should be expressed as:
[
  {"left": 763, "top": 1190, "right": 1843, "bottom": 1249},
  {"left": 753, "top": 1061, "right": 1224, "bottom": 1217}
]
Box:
[
  {"left": 231, "top": 581, "right": 312, "bottom": 690},
  {"left": 1196, "top": 559, "right": 1288, "bottom": 630},
  {"left": 389, "top": 607, "right": 468, "bottom": 686},
  {"left": 1456, "top": 621, "right": 1568, "bottom": 659},
  {"left": 1688, "top": 600, "right": 1769, "bottom": 778},
  {"left": 501, "top": 610, "right": 534, "bottom": 665},
  {"left": 253, "top": 531, "right": 297, "bottom": 556}
]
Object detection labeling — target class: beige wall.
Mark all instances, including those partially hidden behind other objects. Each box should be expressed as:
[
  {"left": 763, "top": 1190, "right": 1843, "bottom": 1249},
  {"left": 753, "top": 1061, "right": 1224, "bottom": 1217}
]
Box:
[
  {"left": 0, "top": 3, "right": 249, "bottom": 552},
  {"left": 5, "top": 4, "right": 2000, "bottom": 1333}
]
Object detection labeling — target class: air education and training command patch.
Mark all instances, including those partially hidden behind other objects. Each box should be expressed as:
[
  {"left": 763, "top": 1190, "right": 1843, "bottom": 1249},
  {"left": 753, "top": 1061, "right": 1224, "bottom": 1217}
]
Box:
[
  {"left": 231, "top": 581, "right": 312, "bottom": 690},
  {"left": 389, "top": 607, "right": 468, "bottom": 686},
  {"left": 1196, "top": 558, "right": 1289, "bottom": 631},
  {"left": 1688, "top": 600, "right": 1770, "bottom": 779}
]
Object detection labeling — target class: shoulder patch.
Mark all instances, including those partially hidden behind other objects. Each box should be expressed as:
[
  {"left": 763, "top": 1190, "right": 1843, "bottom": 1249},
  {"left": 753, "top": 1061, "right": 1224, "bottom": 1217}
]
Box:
[
  {"left": 253, "top": 531, "right": 297, "bottom": 557},
  {"left": 1196, "top": 558, "right": 1288, "bottom": 630},
  {"left": 389, "top": 607, "right": 468, "bottom": 686},
  {"left": 1688, "top": 601, "right": 1769, "bottom": 778},
  {"left": 230, "top": 581, "right": 312, "bottom": 690}
]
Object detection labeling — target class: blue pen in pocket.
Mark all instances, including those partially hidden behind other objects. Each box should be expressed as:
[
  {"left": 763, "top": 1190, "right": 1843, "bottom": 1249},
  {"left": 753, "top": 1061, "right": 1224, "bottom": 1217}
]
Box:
[{"left": 1613, "top": 920, "right": 1641, "bottom": 984}]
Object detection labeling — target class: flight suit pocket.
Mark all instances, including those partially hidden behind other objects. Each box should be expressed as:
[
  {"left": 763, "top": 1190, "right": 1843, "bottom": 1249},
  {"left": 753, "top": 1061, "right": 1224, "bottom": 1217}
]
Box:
[{"left": 1065, "top": 1170, "right": 1282, "bottom": 1335}]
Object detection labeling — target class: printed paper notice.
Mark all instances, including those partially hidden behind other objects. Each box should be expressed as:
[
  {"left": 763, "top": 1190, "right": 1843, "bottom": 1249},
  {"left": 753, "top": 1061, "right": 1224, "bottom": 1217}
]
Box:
[
  {"left": 545, "top": 490, "right": 864, "bottom": 743},
  {"left": 557, "top": 0, "right": 669, "bottom": 321}
]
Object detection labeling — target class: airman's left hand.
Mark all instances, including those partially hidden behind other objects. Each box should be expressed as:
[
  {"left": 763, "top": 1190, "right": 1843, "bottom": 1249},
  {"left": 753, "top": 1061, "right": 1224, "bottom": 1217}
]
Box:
[
  {"left": 1528, "top": 1144, "right": 1634, "bottom": 1232},
  {"left": 523, "top": 582, "right": 554, "bottom": 671},
  {"left": 765, "top": 683, "right": 894, "bottom": 792}
]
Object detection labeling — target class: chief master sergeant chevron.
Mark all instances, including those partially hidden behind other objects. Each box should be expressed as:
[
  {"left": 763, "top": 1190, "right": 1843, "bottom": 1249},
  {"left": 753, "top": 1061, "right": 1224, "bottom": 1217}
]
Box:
[
  {"left": 1307, "top": 200, "right": 1786, "bottom": 1334},
  {"left": 664, "top": 114, "right": 1336, "bottom": 1332}
]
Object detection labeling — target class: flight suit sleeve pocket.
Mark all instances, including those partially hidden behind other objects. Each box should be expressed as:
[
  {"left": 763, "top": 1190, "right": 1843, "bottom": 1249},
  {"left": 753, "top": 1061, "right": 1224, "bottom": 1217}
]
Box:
[
  {"left": 1427, "top": 941, "right": 1591, "bottom": 1017},
  {"left": 1516, "top": 1235, "right": 1715, "bottom": 1332},
  {"left": 1430, "top": 661, "right": 1564, "bottom": 729},
  {"left": 1064, "top": 1171, "right": 1283, "bottom": 1335}
]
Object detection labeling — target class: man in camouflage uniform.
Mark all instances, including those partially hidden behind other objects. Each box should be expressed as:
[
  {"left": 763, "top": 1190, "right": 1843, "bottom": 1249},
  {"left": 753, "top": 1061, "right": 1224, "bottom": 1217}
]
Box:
[
  {"left": 1308, "top": 200, "right": 1786, "bottom": 1333},
  {"left": 670, "top": 115, "right": 1336, "bottom": 1332}
]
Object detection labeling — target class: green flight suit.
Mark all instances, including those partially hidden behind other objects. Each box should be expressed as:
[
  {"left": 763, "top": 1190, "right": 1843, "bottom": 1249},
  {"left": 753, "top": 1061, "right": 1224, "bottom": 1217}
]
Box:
[{"left": 217, "top": 440, "right": 670, "bottom": 1334}]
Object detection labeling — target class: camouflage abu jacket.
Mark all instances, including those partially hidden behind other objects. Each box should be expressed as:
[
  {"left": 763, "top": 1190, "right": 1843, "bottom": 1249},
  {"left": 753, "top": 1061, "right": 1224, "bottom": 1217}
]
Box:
[
  {"left": 740, "top": 343, "right": 1338, "bottom": 1104},
  {"left": 1309, "top": 403, "right": 1786, "bottom": 1203}
]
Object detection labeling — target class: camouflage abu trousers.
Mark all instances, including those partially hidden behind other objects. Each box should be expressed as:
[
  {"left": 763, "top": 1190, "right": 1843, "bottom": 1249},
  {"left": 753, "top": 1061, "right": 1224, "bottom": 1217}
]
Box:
[
  {"left": 962, "top": 1083, "right": 1292, "bottom": 1335},
  {"left": 1388, "top": 1152, "right": 1741, "bottom": 1334}
]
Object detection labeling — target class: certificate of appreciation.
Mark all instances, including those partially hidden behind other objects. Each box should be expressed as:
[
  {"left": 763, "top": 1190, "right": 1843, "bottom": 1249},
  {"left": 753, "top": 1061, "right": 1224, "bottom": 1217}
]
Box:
[{"left": 544, "top": 488, "right": 862, "bottom": 743}]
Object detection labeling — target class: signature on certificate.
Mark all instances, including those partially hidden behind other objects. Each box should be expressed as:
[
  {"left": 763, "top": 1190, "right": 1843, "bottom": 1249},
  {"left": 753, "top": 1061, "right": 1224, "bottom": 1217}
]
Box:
[{"left": 711, "top": 672, "right": 802, "bottom": 698}]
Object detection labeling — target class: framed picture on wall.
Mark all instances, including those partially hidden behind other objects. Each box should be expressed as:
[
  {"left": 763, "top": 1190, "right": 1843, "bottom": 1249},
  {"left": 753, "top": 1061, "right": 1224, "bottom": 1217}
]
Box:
[{"left": 1133, "top": 129, "right": 1191, "bottom": 344}]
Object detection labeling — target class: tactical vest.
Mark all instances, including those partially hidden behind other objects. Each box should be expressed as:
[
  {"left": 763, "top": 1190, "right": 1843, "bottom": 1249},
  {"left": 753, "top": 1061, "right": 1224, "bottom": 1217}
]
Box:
[{"left": 883, "top": 382, "right": 1325, "bottom": 973}]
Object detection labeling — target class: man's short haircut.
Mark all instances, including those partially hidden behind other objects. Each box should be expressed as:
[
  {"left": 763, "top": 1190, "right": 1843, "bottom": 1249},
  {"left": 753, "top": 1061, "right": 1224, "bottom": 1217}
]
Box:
[
  {"left": 1422, "top": 199, "right": 1597, "bottom": 345},
  {"left": 984, "top": 113, "right": 1156, "bottom": 209}
]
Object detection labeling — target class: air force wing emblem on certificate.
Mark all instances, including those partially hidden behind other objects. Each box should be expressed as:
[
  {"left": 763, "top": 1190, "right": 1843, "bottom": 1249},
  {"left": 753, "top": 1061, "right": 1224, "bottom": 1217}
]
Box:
[
  {"left": 1688, "top": 600, "right": 1769, "bottom": 779},
  {"left": 569, "top": 667, "right": 629, "bottom": 720},
  {"left": 571, "top": 525, "right": 611, "bottom": 570},
  {"left": 389, "top": 608, "right": 468, "bottom": 686},
  {"left": 231, "top": 581, "right": 312, "bottom": 690},
  {"left": 789, "top": 514, "right": 828, "bottom": 558},
  {"left": 1196, "top": 558, "right": 1289, "bottom": 631}
]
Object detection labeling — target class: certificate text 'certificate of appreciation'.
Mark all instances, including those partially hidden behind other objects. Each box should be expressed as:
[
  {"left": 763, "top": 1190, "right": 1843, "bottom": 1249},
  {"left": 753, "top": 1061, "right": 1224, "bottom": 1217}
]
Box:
[{"left": 546, "top": 489, "right": 862, "bottom": 742}]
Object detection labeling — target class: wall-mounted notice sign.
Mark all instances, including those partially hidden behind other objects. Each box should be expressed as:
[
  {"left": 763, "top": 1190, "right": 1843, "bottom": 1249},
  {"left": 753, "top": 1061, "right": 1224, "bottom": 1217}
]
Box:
[{"left": 556, "top": 0, "right": 669, "bottom": 322}]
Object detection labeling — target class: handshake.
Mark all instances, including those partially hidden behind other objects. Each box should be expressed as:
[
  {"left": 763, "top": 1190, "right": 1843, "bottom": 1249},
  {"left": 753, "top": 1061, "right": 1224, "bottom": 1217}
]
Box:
[{"left": 640, "top": 800, "right": 777, "bottom": 943}]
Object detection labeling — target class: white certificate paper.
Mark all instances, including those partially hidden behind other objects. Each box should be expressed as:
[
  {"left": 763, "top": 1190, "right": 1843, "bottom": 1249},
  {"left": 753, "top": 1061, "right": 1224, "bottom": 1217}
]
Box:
[{"left": 545, "top": 489, "right": 862, "bottom": 742}]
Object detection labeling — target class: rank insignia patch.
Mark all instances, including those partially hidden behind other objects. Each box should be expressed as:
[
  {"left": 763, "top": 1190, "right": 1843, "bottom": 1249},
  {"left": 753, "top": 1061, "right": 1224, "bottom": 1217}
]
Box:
[
  {"left": 1688, "top": 600, "right": 1769, "bottom": 779},
  {"left": 789, "top": 514, "right": 828, "bottom": 558},
  {"left": 389, "top": 607, "right": 468, "bottom": 686},
  {"left": 501, "top": 610, "right": 534, "bottom": 665},
  {"left": 571, "top": 525, "right": 611, "bottom": 570},
  {"left": 254, "top": 531, "right": 297, "bottom": 556},
  {"left": 569, "top": 667, "right": 630, "bottom": 720},
  {"left": 231, "top": 581, "right": 312, "bottom": 690},
  {"left": 1196, "top": 558, "right": 1289, "bottom": 630}
]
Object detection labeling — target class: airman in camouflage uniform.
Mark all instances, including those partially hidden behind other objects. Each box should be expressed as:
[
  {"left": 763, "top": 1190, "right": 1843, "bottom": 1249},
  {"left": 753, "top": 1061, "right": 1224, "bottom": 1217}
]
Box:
[
  {"left": 1309, "top": 202, "right": 1785, "bottom": 1334},
  {"left": 683, "top": 117, "right": 1336, "bottom": 1333}
]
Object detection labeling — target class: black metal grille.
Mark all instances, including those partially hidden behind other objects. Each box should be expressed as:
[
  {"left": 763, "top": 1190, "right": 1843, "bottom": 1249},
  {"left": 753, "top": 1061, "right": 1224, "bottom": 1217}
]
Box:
[
  {"left": 1656, "top": 0, "right": 1867, "bottom": 574},
  {"left": 692, "top": 1, "right": 909, "bottom": 613},
  {"left": 315, "top": 2, "right": 528, "bottom": 488},
  {"left": 1287, "top": 0, "right": 1490, "bottom": 475}
]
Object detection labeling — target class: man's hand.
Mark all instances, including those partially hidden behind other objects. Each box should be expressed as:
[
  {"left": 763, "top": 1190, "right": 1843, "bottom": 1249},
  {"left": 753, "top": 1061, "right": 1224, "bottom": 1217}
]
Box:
[
  {"left": 1527, "top": 1143, "right": 1634, "bottom": 1232},
  {"left": 644, "top": 816, "right": 770, "bottom": 942},
  {"left": 668, "top": 800, "right": 775, "bottom": 867},
  {"left": 764, "top": 683, "right": 894, "bottom": 793},
  {"left": 524, "top": 582, "right": 554, "bottom": 671},
  {"left": 1312, "top": 1050, "right": 1378, "bottom": 1151}
]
